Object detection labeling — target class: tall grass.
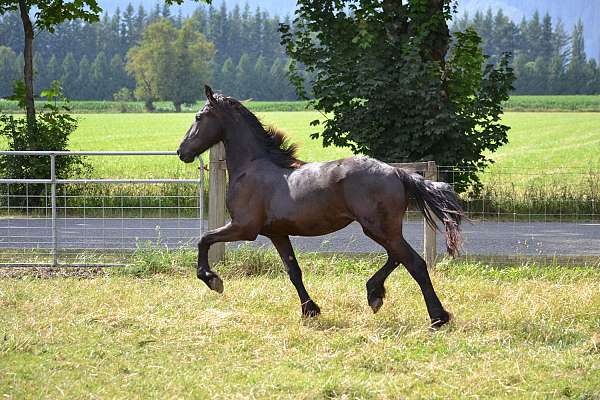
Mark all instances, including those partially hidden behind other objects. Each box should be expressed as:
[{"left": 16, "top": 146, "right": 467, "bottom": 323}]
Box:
[{"left": 454, "top": 168, "right": 600, "bottom": 221}]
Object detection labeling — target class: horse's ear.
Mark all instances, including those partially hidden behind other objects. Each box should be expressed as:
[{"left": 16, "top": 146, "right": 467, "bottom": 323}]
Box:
[{"left": 205, "top": 85, "right": 216, "bottom": 104}]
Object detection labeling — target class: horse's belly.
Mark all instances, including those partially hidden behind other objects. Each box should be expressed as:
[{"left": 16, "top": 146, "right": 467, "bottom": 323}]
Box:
[
  {"left": 262, "top": 194, "right": 354, "bottom": 236},
  {"left": 262, "top": 214, "right": 353, "bottom": 237}
]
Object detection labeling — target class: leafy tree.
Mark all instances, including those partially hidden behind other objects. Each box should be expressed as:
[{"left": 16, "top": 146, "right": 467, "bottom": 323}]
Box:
[
  {"left": 127, "top": 19, "right": 214, "bottom": 112},
  {"left": 126, "top": 20, "right": 173, "bottom": 111},
  {"left": 0, "top": 81, "right": 89, "bottom": 204},
  {"left": 169, "top": 20, "right": 214, "bottom": 111},
  {"left": 281, "top": 0, "right": 515, "bottom": 191},
  {"left": 0, "top": 0, "right": 101, "bottom": 124}
]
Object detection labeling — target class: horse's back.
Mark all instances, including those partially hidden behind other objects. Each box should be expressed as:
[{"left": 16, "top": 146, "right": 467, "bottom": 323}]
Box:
[{"left": 261, "top": 156, "right": 405, "bottom": 236}]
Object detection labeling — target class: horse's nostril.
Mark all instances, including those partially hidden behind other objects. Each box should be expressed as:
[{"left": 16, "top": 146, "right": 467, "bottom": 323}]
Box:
[{"left": 176, "top": 149, "right": 180, "bottom": 155}]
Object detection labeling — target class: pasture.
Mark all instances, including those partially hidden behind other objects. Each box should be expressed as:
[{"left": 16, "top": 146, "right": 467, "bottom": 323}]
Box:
[
  {"left": 1, "top": 95, "right": 599, "bottom": 113},
  {"left": 1, "top": 254, "right": 600, "bottom": 398},
  {"left": 67, "top": 111, "right": 600, "bottom": 178}
]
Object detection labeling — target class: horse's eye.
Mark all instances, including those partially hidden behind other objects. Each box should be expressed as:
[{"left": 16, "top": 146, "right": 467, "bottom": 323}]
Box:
[{"left": 195, "top": 115, "right": 201, "bottom": 122}]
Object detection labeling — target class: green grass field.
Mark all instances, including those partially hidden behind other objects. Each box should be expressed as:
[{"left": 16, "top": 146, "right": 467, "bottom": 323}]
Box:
[
  {"left": 1, "top": 110, "right": 598, "bottom": 218},
  {"left": 1, "top": 253, "right": 600, "bottom": 398},
  {"left": 2, "top": 95, "right": 600, "bottom": 113},
  {"left": 63, "top": 111, "right": 600, "bottom": 178}
]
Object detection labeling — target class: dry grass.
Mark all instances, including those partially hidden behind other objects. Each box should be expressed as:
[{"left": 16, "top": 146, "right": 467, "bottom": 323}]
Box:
[{"left": 1, "top": 252, "right": 600, "bottom": 399}]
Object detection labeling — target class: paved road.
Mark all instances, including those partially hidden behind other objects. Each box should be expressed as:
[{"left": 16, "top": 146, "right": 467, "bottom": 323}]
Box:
[{"left": 1, "top": 217, "right": 599, "bottom": 257}]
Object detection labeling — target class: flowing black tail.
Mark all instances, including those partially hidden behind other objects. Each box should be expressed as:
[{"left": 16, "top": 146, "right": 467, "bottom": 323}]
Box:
[{"left": 396, "top": 169, "right": 464, "bottom": 257}]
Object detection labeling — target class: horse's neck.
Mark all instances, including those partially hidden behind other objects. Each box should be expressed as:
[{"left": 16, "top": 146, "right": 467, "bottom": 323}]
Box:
[{"left": 222, "top": 125, "right": 267, "bottom": 177}]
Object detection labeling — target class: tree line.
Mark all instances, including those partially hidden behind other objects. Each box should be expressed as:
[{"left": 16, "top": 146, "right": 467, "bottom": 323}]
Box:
[
  {"left": 452, "top": 9, "right": 600, "bottom": 95},
  {"left": 0, "top": 2, "right": 298, "bottom": 102}
]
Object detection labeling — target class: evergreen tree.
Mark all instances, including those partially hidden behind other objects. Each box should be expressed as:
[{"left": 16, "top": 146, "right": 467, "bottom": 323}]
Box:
[
  {"left": 567, "top": 19, "right": 587, "bottom": 93},
  {"left": 91, "top": 51, "right": 110, "bottom": 99},
  {"left": 110, "top": 54, "right": 127, "bottom": 96},
  {"left": 252, "top": 55, "right": 270, "bottom": 99},
  {"left": 0, "top": 46, "right": 18, "bottom": 97},
  {"left": 219, "top": 57, "right": 237, "bottom": 96},
  {"left": 540, "top": 13, "right": 554, "bottom": 61},
  {"left": 77, "top": 56, "right": 92, "bottom": 99},
  {"left": 235, "top": 53, "right": 253, "bottom": 99},
  {"left": 46, "top": 55, "right": 61, "bottom": 84},
  {"left": 61, "top": 52, "right": 79, "bottom": 97}
]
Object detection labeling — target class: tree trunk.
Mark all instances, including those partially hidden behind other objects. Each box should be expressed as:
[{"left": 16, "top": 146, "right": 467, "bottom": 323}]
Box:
[
  {"left": 427, "top": 0, "right": 450, "bottom": 68},
  {"left": 18, "top": 0, "right": 36, "bottom": 125},
  {"left": 145, "top": 99, "right": 155, "bottom": 112},
  {"left": 174, "top": 102, "right": 182, "bottom": 112}
]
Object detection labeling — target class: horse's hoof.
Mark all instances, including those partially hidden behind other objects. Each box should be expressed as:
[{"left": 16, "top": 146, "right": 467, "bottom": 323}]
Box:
[
  {"left": 430, "top": 311, "right": 452, "bottom": 330},
  {"left": 301, "top": 300, "right": 321, "bottom": 318},
  {"left": 369, "top": 297, "right": 384, "bottom": 314},
  {"left": 207, "top": 276, "right": 224, "bottom": 293}
]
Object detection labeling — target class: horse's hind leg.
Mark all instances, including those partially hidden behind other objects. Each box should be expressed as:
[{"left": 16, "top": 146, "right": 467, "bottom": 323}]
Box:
[
  {"left": 392, "top": 239, "right": 450, "bottom": 328},
  {"left": 361, "top": 223, "right": 449, "bottom": 328},
  {"left": 269, "top": 235, "right": 321, "bottom": 317}
]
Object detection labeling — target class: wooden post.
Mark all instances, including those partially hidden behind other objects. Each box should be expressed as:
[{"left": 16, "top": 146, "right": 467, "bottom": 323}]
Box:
[
  {"left": 208, "top": 143, "right": 226, "bottom": 265},
  {"left": 424, "top": 161, "right": 438, "bottom": 268}
]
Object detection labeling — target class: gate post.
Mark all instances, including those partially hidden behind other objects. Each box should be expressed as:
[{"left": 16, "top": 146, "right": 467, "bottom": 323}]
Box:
[
  {"left": 208, "top": 143, "right": 226, "bottom": 265},
  {"left": 424, "top": 161, "right": 438, "bottom": 268},
  {"left": 50, "top": 154, "right": 58, "bottom": 267}
]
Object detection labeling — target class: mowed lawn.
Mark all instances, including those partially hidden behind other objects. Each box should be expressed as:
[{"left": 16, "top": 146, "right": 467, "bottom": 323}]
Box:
[
  {"left": 2, "top": 260, "right": 600, "bottom": 398},
  {"left": 66, "top": 111, "right": 600, "bottom": 178}
]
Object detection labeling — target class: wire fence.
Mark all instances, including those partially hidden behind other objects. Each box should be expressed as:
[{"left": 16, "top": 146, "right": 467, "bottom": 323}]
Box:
[
  {"left": 0, "top": 153, "right": 598, "bottom": 267},
  {"left": 438, "top": 166, "right": 600, "bottom": 265},
  {"left": 0, "top": 151, "right": 205, "bottom": 267}
]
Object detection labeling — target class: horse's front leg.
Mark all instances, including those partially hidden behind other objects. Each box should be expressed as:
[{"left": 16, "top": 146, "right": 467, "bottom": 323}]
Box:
[
  {"left": 197, "top": 222, "right": 257, "bottom": 293},
  {"left": 269, "top": 235, "right": 321, "bottom": 317}
]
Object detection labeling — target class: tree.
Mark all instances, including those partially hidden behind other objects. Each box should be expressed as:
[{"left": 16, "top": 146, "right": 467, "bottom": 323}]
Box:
[
  {"left": 567, "top": 19, "right": 587, "bottom": 93},
  {"left": 127, "top": 18, "right": 214, "bottom": 111},
  {"left": 0, "top": 0, "right": 203, "bottom": 123},
  {"left": 219, "top": 57, "right": 237, "bottom": 96},
  {"left": 169, "top": 20, "right": 214, "bottom": 111},
  {"left": 281, "top": 0, "right": 514, "bottom": 191},
  {"left": 0, "top": 0, "right": 101, "bottom": 124},
  {"left": 76, "top": 56, "right": 92, "bottom": 99},
  {"left": 0, "top": 45, "right": 18, "bottom": 97},
  {"left": 235, "top": 53, "right": 253, "bottom": 99},
  {"left": 91, "top": 51, "right": 110, "bottom": 99},
  {"left": 61, "top": 52, "right": 78, "bottom": 97}
]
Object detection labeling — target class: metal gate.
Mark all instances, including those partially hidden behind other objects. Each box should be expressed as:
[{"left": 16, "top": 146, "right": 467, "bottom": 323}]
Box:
[{"left": 0, "top": 151, "right": 205, "bottom": 267}]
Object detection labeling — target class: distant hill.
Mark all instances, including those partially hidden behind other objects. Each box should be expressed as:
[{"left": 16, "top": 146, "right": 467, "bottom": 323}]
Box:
[{"left": 97, "top": 0, "right": 599, "bottom": 59}]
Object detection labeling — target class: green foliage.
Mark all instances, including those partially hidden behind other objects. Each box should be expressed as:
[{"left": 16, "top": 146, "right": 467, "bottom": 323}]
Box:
[
  {"left": 126, "top": 18, "right": 215, "bottom": 112},
  {"left": 281, "top": 0, "right": 515, "bottom": 191},
  {"left": 0, "top": 81, "right": 89, "bottom": 205},
  {"left": 454, "top": 10, "right": 600, "bottom": 95},
  {"left": 1, "top": 3, "right": 298, "bottom": 101}
]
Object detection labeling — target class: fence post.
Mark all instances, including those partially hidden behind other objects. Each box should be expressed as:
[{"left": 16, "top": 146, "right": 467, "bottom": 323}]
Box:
[
  {"left": 208, "top": 143, "right": 226, "bottom": 265},
  {"left": 424, "top": 161, "right": 437, "bottom": 268},
  {"left": 50, "top": 154, "right": 58, "bottom": 267}
]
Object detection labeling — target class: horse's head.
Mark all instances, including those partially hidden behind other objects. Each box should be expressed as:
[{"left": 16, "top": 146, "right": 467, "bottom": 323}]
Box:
[{"left": 177, "top": 85, "right": 225, "bottom": 163}]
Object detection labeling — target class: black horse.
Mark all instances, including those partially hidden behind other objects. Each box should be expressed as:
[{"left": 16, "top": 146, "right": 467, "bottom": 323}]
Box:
[{"left": 178, "top": 86, "right": 464, "bottom": 328}]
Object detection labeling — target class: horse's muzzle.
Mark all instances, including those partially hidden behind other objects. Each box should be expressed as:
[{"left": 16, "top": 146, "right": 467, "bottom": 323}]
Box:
[{"left": 177, "top": 149, "right": 195, "bottom": 163}]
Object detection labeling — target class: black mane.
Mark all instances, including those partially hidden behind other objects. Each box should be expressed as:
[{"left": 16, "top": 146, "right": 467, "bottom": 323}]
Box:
[{"left": 211, "top": 94, "right": 305, "bottom": 169}]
